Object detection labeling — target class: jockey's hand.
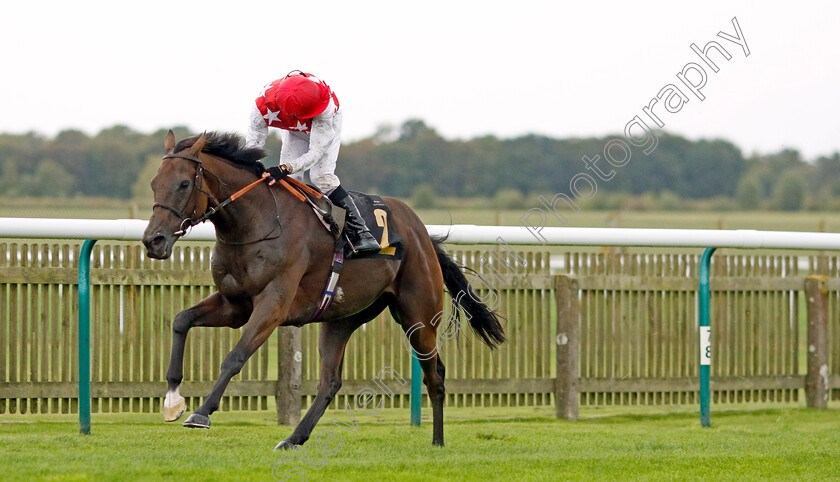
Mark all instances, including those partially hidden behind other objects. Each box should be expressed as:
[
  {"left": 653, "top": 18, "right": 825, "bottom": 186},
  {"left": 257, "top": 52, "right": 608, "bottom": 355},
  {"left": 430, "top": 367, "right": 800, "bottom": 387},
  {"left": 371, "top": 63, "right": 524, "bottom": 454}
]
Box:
[{"left": 262, "top": 164, "right": 291, "bottom": 185}]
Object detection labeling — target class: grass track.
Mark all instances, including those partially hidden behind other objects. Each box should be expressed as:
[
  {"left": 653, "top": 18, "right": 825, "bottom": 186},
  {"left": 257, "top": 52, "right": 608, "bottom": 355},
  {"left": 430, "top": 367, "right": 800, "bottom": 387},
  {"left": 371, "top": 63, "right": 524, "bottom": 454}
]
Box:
[
  {"left": 2, "top": 405, "right": 840, "bottom": 480},
  {"left": 3, "top": 195, "right": 840, "bottom": 233},
  {"left": 4, "top": 202, "right": 840, "bottom": 480}
]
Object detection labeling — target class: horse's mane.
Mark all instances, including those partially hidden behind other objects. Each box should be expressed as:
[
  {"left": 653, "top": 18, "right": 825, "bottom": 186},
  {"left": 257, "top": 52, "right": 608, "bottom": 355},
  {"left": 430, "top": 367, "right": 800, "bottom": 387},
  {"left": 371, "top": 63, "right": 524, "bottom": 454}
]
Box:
[{"left": 175, "top": 132, "right": 266, "bottom": 172}]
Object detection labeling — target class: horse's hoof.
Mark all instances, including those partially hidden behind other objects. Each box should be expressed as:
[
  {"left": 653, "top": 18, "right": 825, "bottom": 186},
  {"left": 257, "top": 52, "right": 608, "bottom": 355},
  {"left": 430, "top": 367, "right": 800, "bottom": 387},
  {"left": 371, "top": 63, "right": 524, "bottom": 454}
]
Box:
[
  {"left": 162, "top": 397, "right": 187, "bottom": 422},
  {"left": 182, "top": 413, "right": 211, "bottom": 429},
  {"left": 274, "top": 440, "right": 298, "bottom": 451}
]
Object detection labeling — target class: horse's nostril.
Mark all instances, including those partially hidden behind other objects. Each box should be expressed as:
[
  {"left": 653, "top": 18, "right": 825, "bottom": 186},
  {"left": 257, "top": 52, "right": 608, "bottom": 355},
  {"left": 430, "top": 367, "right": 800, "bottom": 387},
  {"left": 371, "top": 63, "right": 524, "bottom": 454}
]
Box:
[
  {"left": 144, "top": 235, "right": 165, "bottom": 249},
  {"left": 143, "top": 234, "right": 170, "bottom": 259}
]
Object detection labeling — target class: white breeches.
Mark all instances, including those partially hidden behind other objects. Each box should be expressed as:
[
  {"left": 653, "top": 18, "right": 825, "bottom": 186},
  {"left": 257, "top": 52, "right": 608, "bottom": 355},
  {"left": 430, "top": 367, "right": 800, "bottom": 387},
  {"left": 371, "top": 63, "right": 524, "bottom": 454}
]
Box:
[{"left": 279, "top": 110, "right": 343, "bottom": 193}]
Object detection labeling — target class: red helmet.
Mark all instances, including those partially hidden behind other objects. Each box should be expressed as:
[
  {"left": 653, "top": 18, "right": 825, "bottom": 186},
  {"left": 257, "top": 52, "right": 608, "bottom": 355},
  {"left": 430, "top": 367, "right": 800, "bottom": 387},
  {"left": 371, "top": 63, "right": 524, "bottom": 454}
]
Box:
[{"left": 272, "top": 72, "right": 332, "bottom": 119}]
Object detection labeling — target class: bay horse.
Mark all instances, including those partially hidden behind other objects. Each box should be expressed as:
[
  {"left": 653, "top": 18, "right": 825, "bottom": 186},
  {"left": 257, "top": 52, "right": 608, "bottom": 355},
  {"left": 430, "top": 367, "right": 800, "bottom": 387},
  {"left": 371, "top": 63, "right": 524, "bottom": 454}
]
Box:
[{"left": 141, "top": 131, "right": 504, "bottom": 448}]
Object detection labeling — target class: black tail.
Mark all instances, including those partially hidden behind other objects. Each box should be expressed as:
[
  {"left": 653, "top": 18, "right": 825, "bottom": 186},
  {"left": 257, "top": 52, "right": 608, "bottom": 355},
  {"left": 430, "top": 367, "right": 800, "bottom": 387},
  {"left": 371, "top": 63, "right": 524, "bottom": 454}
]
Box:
[{"left": 431, "top": 236, "right": 506, "bottom": 349}]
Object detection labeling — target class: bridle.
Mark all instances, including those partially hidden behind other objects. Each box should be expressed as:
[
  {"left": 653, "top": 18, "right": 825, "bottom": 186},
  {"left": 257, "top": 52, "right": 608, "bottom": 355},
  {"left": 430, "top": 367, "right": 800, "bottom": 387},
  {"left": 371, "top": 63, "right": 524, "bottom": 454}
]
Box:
[
  {"left": 152, "top": 151, "right": 286, "bottom": 244},
  {"left": 152, "top": 153, "right": 217, "bottom": 237}
]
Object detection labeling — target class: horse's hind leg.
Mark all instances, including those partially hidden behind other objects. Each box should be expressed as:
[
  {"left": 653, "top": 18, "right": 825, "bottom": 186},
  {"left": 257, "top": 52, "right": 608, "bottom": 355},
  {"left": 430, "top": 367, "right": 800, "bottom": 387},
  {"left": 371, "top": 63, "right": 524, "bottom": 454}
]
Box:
[
  {"left": 163, "top": 292, "right": 251, "bottom": 422},
  {"left": 275, "top": 318, "right": 362, "bottom": 449},
  {"left": 392, "top": 295, "right": 447, "bottom": 446}
]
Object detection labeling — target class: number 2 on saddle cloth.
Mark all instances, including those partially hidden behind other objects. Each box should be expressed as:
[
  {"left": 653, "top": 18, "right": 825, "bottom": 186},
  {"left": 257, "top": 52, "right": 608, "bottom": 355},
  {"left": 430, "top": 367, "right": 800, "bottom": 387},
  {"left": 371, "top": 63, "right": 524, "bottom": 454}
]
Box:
[{"left": 300, "top": 187, "right": 404, "bottom": 323}]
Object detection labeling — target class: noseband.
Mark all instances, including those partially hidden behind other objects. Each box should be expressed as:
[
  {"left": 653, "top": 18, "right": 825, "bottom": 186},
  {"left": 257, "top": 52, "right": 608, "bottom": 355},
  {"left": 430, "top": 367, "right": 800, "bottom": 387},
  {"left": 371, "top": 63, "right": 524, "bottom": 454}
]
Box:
[
  {"left": 153, "top": 153, "right": 215, "bottom": 237},
  {"left": 152, "top": 152, "right": 284, "bottom": 244}
]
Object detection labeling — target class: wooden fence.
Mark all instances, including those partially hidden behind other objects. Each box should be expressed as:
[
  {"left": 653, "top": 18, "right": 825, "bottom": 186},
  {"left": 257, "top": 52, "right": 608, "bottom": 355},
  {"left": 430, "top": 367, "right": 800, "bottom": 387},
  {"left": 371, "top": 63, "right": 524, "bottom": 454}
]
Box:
[{"left": 1, "top": 240, "right": 838, "bottom": 420}]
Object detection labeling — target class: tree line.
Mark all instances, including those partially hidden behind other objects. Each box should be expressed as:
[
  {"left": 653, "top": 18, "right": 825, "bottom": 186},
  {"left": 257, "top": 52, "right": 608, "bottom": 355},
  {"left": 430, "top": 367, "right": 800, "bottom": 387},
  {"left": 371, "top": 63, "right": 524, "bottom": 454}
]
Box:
[{"left": 0, "top": 120, "right": 837, "bottom": 211}]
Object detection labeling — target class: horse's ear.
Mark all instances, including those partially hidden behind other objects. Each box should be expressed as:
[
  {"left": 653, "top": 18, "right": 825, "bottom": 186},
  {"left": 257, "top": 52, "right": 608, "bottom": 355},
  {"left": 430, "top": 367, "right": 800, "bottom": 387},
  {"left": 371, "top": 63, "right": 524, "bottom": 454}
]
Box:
[
  {"left": 164, "top": 130, "right": 176, "bottom": 154},
  {"left": 188, "top": 132, "right": 207, "bottom": 157}
]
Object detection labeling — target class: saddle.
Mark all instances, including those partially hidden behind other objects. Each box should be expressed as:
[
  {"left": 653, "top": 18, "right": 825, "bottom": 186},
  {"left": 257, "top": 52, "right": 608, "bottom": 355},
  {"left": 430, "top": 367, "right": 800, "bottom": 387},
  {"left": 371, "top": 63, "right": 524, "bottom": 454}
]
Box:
[
  {"left": 291, "top": 181, "right": 403, "bottom": 260},
  {"left": 343, "top": 191, "right": 404, "bottom": 259},
  {"left": 281, "top": 179, "right": 403, "bottom": 322}
]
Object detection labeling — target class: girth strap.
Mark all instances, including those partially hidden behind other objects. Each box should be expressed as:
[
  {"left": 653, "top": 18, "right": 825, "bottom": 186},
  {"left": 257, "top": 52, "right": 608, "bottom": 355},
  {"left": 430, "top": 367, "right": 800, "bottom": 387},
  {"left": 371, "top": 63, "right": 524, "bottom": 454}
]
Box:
[{"left": 307, "top": 235, "right": 347, "bottom": 323}]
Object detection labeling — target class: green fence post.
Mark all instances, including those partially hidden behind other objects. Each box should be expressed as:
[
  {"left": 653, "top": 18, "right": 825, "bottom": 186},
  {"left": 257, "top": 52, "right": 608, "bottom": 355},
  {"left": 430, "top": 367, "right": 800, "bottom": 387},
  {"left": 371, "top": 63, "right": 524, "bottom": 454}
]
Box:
[
  {"left": 699, "top": 247, "right": 716, "bottom": 428},
  {"left": 78, "top": 239, "right": 97, "bottom": 435},
  {"left": 410, "top": 350, "right": 421, "bottom": 426}
]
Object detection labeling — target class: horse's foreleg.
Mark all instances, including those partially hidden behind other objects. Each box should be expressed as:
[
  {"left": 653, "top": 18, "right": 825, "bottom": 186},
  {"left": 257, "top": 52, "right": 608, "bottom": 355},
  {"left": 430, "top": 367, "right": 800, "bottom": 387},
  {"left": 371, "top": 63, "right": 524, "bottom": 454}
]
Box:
[
  {"left": 182, "top": 302, "right": 277, "bottom": 429},
  {"left": 163, "top": 292, "right": 251, "bottom": 422},
  {"left": 276, "top": 319, "right": 361, "bottom": 449}
]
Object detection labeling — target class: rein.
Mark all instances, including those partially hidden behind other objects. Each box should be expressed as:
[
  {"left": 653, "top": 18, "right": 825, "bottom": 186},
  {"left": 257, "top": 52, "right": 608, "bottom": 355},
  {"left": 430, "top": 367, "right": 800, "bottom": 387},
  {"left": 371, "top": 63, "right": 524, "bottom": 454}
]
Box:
[
  {"left": 153, "top": 152, "right": 325, "bottom": 243},
  {"left": 152, "top": 153, "right": 212, "bottom": 236},
  {"left": 154, "top": 149, "right": 345, "bottom": 324}
]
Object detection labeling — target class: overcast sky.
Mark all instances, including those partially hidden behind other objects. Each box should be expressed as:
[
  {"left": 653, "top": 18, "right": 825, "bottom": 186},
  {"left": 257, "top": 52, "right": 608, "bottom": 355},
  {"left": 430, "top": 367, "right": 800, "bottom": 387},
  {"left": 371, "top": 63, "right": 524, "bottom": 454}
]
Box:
[{"left": 1, "top": 0, "right": 838, "bottom": 159}]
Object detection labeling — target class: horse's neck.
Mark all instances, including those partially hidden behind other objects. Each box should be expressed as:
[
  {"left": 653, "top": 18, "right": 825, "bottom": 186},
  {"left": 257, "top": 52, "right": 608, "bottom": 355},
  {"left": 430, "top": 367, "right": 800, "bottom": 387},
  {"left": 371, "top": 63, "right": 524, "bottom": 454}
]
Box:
[{"left": 203, "top": 156, "right": 307, "bottom": 241}]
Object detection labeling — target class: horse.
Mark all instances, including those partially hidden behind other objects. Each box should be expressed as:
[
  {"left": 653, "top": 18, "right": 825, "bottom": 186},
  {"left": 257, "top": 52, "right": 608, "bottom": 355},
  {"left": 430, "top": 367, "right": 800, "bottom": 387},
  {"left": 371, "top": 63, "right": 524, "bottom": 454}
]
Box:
[{"left": 141, "top": 131, "right": 505, "bottom": 449}]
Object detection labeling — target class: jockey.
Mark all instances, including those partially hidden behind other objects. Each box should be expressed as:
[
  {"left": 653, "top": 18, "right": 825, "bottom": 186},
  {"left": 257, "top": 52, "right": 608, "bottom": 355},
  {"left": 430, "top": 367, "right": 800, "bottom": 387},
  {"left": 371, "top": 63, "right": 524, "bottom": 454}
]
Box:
[{"left": 244, "top": 70, "right": 380, "bottom": 255}]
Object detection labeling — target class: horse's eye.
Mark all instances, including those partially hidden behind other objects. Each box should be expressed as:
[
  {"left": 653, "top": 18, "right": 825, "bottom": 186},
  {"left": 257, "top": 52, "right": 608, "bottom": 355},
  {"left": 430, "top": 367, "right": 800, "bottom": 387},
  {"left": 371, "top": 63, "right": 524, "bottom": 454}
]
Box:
[{"left": 179, "top": 180, "right": 191, "bottom": 190}]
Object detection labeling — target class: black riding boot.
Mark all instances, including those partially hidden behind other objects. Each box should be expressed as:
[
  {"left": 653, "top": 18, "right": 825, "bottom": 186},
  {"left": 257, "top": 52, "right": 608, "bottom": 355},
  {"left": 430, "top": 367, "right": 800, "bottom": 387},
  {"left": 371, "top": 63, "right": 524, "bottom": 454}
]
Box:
[{"left": 329, "top": 186, "right": 381, "bottom": 255}]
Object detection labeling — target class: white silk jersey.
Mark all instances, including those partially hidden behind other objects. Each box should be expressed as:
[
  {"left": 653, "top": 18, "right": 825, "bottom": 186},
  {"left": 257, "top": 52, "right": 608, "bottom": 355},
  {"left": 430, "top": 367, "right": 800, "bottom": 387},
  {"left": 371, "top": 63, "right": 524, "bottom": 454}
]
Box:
[{"left": 245, "top": 97, "right": 343, "bottom": 192}]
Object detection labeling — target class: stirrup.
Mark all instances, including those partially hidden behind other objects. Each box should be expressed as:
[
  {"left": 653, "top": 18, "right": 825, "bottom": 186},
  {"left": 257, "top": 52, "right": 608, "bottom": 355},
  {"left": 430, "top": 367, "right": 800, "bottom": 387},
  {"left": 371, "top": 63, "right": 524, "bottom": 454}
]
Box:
[{"left": 348, "top": 231, "right": 381, "bottom": 254}]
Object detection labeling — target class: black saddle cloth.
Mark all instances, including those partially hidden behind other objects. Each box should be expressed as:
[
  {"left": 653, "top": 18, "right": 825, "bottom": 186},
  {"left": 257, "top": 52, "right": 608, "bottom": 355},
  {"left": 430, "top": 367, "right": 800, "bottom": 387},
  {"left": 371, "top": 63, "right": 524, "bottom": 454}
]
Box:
[{"left": 345, "top": 191, "right": 404, "bottom": 260}]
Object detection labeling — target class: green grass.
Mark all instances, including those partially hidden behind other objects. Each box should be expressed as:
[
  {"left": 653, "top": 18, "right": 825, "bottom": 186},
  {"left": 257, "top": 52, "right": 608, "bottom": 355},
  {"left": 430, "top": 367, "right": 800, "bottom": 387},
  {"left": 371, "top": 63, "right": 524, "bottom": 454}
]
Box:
[
  {"left": 3, "top": 196, "right": 840, "bottom": 233},
  {"left": 0, "top": 197, "right": 144, "bottom": 220},
  {"left": 2, "top": 405, "right": 840, "bottom": 480},
  {"left": 6, "top": 197, "right": 840, "bottom": 258},
  {"left": 415, "top": 208, "right": 840, "bottom": 232}
]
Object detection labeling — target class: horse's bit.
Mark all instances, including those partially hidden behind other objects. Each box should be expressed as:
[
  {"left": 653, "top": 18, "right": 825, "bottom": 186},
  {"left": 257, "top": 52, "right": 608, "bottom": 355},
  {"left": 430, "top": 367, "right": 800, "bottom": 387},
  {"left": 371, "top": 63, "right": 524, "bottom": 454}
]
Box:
[{"left": 152, "top": 152, "right": 282, "bottom": 244}]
